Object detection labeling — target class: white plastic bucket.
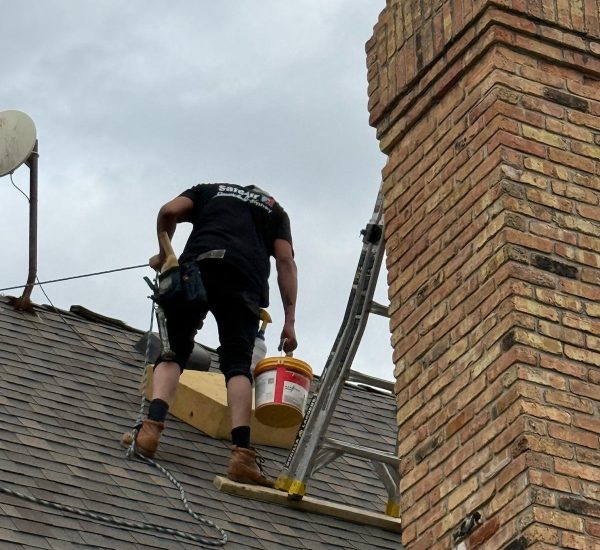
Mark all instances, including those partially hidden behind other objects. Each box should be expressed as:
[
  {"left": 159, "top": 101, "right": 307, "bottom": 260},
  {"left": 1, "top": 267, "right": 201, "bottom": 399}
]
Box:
[{"left": 253, "top": 356, "right": 313, "bottom": 428}]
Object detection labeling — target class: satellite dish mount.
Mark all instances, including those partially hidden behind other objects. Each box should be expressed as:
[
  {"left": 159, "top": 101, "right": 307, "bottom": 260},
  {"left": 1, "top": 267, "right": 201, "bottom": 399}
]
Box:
[{"left": 0, "top": 110, "right": 39, "bottom": 312}]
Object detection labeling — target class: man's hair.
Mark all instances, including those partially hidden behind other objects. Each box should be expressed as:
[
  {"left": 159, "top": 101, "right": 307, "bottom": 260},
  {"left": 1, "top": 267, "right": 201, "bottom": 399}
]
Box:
[{"left": 244, "top": 184, "right": 271, "bottom": 197}]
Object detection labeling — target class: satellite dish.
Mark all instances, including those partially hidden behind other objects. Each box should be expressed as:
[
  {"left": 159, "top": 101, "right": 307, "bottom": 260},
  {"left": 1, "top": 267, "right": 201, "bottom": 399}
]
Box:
[{"left": 0, "top": 110, "right": 37, "bottom": 178}]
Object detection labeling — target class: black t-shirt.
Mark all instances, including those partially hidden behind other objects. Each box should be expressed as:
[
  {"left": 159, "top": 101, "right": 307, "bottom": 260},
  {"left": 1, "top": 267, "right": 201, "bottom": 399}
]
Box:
[{"left": 178, "top": 183, "right": 293, "bottom": 307}]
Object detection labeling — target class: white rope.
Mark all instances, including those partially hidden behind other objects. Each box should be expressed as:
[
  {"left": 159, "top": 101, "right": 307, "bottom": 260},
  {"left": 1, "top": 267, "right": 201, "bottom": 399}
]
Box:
[
  {"left": 124, "top": 285, "right": 228, "bottom": 546},
  {"left": 0, "top": 281, "right": 227, "bottom": 547}
]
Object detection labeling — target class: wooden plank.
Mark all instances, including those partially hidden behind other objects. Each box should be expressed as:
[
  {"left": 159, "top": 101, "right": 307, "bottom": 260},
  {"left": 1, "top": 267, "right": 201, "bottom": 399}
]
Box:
[
  {"left": 143, "top": 366, "right": 301, "bottom": 448},
  {"left": 213, "top": 476, "right": 402, "bottom": 534}
]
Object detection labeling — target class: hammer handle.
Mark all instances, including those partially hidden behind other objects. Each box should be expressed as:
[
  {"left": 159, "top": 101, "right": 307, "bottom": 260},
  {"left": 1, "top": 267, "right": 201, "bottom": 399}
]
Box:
[{"left": 158, "top": 231, "right": 179, "bottom": 272}]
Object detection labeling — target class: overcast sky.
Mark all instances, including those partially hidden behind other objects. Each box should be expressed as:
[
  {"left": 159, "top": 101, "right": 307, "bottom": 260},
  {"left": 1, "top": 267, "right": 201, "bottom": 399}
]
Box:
[{"left": 1, "top": 1, "right": 393, "bottom": 381}]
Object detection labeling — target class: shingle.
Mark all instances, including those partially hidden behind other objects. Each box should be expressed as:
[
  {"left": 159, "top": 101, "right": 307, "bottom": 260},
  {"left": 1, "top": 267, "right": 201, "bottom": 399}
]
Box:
[
  {"left": 0, "top": 514, "right": 17, "bottom": 530},
  {"left": 0, "top": 297, "right": 403, "bottom": 549},
  {"left": 0, "top": 526, "right": 53, "bottom": 548}
]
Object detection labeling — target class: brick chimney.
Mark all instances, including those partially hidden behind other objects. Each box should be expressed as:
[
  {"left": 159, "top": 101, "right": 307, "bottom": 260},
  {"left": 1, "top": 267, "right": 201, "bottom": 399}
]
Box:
[{"left": 367, "top": 1, "right": 600, "bottom": 549}]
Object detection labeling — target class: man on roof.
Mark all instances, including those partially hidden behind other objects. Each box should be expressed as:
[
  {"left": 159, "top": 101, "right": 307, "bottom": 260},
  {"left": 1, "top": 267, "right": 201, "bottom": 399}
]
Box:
[{"left": 123, "top": 183, "right": 297, "bottom": 487}]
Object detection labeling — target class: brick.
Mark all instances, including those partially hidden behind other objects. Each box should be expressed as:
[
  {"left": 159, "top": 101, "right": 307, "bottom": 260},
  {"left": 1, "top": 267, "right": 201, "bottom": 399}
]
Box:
[
  {"left": 512, "top": 433, "right": 575, "bottom": 460},
  {"left": 539, "top": 319, "right": 586, "bottom": 347},
  {"left": 485, "top": 520, "right": 520, "bottom": 550},
  {"left": 546, "top": 117, "right": 594, "bottom": 142},
  {"left": 548, "top": 147, "right": 596, "bottom": 173},
  {"left": 533, "top": 505, "right": 585, "bottom": 532},
  {"left": 522, "top": 157, "right": 566, "bottom": 181},
  {"left": 541, "top": 353, "right": 588, "bottom": 380},
  {"left": 559, "top": 279, "right": 600, "bottom": 302},
  {"left": 559, "top": 495, "right": 600, "bottom": 518},
  {"left": 513, "top": 328, "right": 563, "bottom": 355},
  {"left": 516, "top": 365, "right": 567, "bottom": 389},
  {"left": 571, "top": 379, "right": 600, "bottom": 400},
  {"left": 563, "top": 312, "right": 600, "bottom": 336},
  {"left": 552, "top": 181, "right": 600, "bottom": 205},
  {"left": 527, "top": 187, "right": 573, "bottom": 212},
  {"left": 564, "top": 345, "right": 600, "bottom": 368},
  {"left": 530, "top": 221, "right": 578, "bottom": 246},
  {"left": 369, "top": 3, "right": 600, "bottom": 544},
  {"left": 545, "top": 390, "right": 594, "bottom": 414},
  {"left": 522, "top": 523, "right": 560, "bottom": 545},
  {"left": 568, "top": 109, "right": 600, "bottom": 130},
  {"left": 460, "top": 446, "right": 492, "bottom": 480},
  {"left": 522, "top": 124, "right": 569, "bottom": 149},
  {"left": 580, "top": 234, "right": 600, "bottom": 254},
  {"left": 588, "top": 520, "right": 600, "bottom": 537},
  {"left": 529, "top": 468, "right": 582, "bottom": 494},
  {"left": 577, "top": 447, "right": 600, "bottom": 468},
  {"left": 447, "top": 476, "right": 478, "bottom": 511},
  {"left": 531, "top": 254, "right": 579, "bottom": 278},
  {"left": 588, "top": 303, "right": 600, "bottom": 318},
  {"left": 555, "top": 457, "right": 600, "bottom": 482},
  {"left": 521, "top": 401, "right": 572, "bottom": 424},
  {"left": 468, "top": 516, "right": 500, "bottom": 548},
  {"left": 543, "top": 88, "right": 589, "bottom": 113},
  {"left": 573, "top": 141, "right": 600, "bottom": 161},
  {"left": 489, "top": 471, "right": 530, "bottom": 517},
  {"left": 547, "top": 422, "right": 599, "bottom": 449},
  {"left": 513, "top": 297, "right": 559, "bottom": 322},
  {"left": 523, "top": 94, "right": 566, "bottom": 120},
  {"left": 562, "top": 532, "right": 600, "bottom": 549}
]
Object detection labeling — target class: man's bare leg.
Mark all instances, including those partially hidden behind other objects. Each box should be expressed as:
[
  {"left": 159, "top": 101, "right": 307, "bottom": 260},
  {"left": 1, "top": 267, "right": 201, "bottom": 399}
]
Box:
[
  {"left": 226, "top": 375, "right": 252, "bottom": 428},
  {"left": 152, "top": 361, "right": 181, "bottom": 404}
]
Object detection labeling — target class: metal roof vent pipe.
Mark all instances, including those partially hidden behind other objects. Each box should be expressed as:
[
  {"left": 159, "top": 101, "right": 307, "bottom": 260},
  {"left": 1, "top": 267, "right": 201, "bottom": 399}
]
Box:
[
  {"left": 134, "top": 332, "right": 213, "bottom": 372},
  {"left": 0, "top": 110, "right": 39, "bottom": 312}
]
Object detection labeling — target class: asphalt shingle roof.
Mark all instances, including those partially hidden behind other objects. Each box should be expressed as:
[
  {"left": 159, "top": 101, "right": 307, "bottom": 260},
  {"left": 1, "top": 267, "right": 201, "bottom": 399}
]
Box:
[{"left": 0, "top": 295, "right": 401, "bottom": 549}]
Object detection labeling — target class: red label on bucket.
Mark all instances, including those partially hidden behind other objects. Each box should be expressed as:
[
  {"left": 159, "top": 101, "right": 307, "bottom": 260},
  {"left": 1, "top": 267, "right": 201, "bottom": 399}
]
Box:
[
  {"left": 255, "top": 365, "right": 311, "bottom": 412},
  {"left": 274, "top": 366, "right": 311, "bottom": 411}
]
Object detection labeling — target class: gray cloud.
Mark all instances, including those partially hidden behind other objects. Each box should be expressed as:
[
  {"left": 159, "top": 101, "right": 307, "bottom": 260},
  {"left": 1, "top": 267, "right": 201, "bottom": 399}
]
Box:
[{"left": 1, "top": 0, "right": 392, "bottom": 380}]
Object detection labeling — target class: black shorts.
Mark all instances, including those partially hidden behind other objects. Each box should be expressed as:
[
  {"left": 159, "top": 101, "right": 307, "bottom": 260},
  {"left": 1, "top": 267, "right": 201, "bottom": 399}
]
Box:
[{"left": 156, "top": 260, "right": 260, "bottom": 383}]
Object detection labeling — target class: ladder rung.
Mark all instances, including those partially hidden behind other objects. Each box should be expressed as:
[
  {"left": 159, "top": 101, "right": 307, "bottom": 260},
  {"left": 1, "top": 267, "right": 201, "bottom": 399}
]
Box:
[
  {"left": 369, "top": 301, "right": 390, "bottom": 317},
  {"left": 322, "top": 437, "right": 399, "bottom": 466},
  {"left": 347, "top": 371, "right": 394, "bottom": 393}
]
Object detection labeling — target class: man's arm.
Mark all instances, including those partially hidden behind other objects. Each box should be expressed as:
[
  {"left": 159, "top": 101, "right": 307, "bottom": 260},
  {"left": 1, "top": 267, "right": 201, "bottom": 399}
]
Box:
[
  {"left": 274, "top": 238, "right": 298, "bottom": 353},
  {"left": 149, "top": 196, "right": 194, "bottom": 270}
]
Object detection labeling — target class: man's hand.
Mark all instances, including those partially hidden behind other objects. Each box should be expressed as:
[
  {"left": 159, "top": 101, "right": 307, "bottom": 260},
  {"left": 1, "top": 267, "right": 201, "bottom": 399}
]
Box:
[
  {"left": 279, "top": 321, "right": 297, "bottom": 353},
  {"left": 149, "top": 254, "right": 163, "bottom": 272}
]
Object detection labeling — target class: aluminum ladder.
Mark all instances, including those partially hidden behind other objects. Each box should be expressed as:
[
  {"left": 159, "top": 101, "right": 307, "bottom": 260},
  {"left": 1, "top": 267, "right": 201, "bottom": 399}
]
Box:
[{"left": 274, "top": 184, "right": 401, "bottom": 517}]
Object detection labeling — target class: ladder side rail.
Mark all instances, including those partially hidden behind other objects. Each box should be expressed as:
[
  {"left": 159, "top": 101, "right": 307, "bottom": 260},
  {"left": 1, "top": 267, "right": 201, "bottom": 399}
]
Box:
[
  {"left": 285, "top": 238, "right": 385, "bottom": 492},
  {"left": 313, "top": 187, "right": 383, "bottom": 391},
  {"left": 280, "top": 241, "right": 375, "bottom": 474},
  {"left": 281, "top": 199, "right": 383, "bottom": 474},
  {"left": 371, "top": 460, "right": 402, "bottom": 518},
  {"left": 277, "top": 185, "right": 385, "bottom": 496},
  {"left": 282, "top": 242, "right": 376, "bottom": 480},
  {"left": 370, "top": 460, "right": 401, "bottom": 495},
  {"left": 318, "top": 183, "right": 384, "bottom": 383}
]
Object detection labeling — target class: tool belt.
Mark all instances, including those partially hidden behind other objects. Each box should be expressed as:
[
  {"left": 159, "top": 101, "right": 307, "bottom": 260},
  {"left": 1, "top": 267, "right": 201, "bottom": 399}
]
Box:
[{"left": 154, "top": 261, "right": 207, "bottom": 311}]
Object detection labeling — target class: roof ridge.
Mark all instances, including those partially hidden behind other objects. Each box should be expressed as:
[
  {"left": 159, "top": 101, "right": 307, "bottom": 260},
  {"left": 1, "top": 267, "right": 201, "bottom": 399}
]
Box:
[{"left": 0, "top": 295, "right": 145, "bottom": 334}]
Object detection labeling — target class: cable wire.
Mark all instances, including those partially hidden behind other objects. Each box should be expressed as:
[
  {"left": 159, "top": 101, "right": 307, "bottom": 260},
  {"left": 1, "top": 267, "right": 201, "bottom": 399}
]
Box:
[
  {"left": 1, "top": 263, "right": 148, "bottom": 292},
  {"left": 9, "top": 171, "right": 30, "bottom": 202}
]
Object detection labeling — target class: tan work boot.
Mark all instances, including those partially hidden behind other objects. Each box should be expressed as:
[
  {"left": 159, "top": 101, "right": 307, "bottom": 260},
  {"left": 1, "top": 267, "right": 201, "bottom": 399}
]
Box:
[
  {"left": 120, "top": 419, "right": 165, "bottom": 458},
  {"left": 227, "top": 446, "right": 274, "bottom": 487}
]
